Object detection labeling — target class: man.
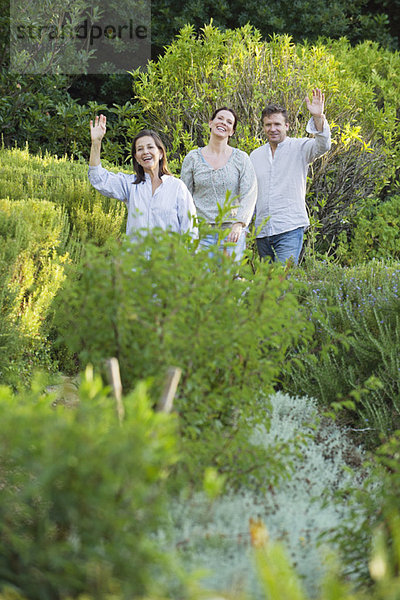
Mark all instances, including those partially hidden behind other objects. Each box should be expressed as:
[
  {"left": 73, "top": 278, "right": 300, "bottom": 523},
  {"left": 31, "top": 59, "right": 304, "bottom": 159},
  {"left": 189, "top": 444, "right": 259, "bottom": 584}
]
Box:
[{"left": 250, "top": 88, "right": 331, "bottom": 264}]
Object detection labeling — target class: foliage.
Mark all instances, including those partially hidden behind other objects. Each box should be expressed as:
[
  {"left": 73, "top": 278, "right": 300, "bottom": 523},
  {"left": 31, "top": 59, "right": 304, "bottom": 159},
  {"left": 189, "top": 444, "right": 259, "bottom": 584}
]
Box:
[
  {"left": 0, "top": 370, "right": 180, "bottom": 599},
  {"left": 329, "top": 428, "right": 400, "bottom": 593},
  {"left": 323, "top": 38, "right": 400, "bottom": 180},
  {"left": 0, "top": 0, "right": 148, "bottom": 159},
  {"left": 282, "top": 260, "right": 400, "bottom": 444},
  {"left": 166, "top": 391, "right": 364, "bottom": 597},
  {"left": 251, "top": 512, "right": 400, "bottom": 600},
  {"left": 54, "top": 231, "right": 311, "bottom": 484},
  {"left": 302, "top": 37, "right": 400, "bottom": 259},
  {"left": 149, "top": 0, "right": 399, "bottom": 57},
  {"left": 7, "top": 0, "right": 149, "bottom": 75},
  {"left": 0, "top": 198, "right": 70, "bottom": 385},
  {"left": 0, "top": 145, "right": 127, "bottom": 249},
  {"left": 131, "top": 24, "right": 400, "bottom": 255},
  {"left": 0, "top": 71, "right": 144, "bottom": 160},
  {"left": 345, "top": 195, "right": 400, "bottom": 264},
  {"left": 0, "top": 376, "right": 400, "bottom": 600},
  {"left": 0, "top": 146, "right": 130, "bottom": 385}
]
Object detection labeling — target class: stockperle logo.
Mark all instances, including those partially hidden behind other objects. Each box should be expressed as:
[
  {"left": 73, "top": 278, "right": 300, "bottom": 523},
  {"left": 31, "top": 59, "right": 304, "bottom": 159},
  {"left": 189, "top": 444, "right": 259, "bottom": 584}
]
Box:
[{"left": 10, "top": 0, "right": 151, "bottom": 75}]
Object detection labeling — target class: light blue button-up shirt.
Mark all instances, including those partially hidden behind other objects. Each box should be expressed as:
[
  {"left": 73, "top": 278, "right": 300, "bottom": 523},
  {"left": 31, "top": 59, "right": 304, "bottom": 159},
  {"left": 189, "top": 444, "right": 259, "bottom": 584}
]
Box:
[
  {"left": 88, "top": 164, "right": 197, "bottom": 238},
  {"left": 250, "top": 118, "right": 331, "bottom": 237}
]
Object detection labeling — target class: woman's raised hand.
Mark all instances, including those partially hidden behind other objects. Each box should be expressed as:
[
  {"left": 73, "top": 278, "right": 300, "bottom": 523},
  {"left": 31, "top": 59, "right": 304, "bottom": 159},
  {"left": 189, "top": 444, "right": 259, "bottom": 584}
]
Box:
[{"left": 90, "top": 114, "right": 107, "bottom": 143}]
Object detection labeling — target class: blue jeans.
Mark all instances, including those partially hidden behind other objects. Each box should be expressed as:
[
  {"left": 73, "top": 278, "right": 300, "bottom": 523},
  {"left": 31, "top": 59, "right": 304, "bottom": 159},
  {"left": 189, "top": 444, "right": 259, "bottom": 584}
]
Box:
[
  {"left": 198, "top": 230, "right": 247, "bottom": 263},
  {"left": 256, "top": 227, "right": 304, "bottom": 265}
]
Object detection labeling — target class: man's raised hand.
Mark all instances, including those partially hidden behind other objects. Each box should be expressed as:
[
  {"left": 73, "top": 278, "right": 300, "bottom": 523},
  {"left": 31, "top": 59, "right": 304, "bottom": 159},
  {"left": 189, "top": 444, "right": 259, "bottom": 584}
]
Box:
[{"left": 305, "top": 88, "right": 325, "bottom": 117}]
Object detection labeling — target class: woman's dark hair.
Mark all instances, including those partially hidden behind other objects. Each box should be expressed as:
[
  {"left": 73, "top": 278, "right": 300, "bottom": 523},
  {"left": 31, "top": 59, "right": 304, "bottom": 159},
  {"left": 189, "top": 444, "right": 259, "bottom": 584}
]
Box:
[
  {"left": 210, "top": 107, "right": 238, "bottom": 134},
  {"left": 131, "top": 129, "right": 172, "bottom": 184}
]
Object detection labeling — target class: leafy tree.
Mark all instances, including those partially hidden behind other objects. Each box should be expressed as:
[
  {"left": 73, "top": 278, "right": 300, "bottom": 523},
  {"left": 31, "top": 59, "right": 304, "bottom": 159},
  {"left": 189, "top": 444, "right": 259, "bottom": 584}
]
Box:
[
  {"left": 150, "top": 0, "right": 399, "bottom": 56},
  {"left": 0, "top": 0, "right": 145, "bottom": 155},
  {"left": 8, "top": 0, "right": 149, "bottom": 75}
]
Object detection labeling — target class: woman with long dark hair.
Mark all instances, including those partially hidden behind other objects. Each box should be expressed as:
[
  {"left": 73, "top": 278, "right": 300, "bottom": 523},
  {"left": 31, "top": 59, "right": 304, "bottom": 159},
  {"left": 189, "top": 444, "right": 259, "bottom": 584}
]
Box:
[
  {"left": 180, "top": 107, "right": 256, "bottom": 261},
  {"left": 88, "top": 114, "right": 197, "bottom": 237}
]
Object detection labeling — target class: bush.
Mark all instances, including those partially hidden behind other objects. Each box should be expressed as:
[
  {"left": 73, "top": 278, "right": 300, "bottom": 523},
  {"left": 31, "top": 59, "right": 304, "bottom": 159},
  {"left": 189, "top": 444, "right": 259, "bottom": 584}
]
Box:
[
  {"left": 347, "top": 195, "right": 400, "bottom": 263},
  {"left": 0, "top": 371, "right": 179, "bottom": 599},
  {"left": 54, "top": 231, "right": 312, "bottom": 484},
  {"left": 167, "top": 391, "right": 365, "bottom": 597},
  {"left": 0, "top": 146, "right": 137, "bottom": 385},
  {"left": 0, "top": 145, "right": 127, "bottom": 251},
  {"left": 330, "top": 428, "right": 400, "bottom": 592},
  {"left": 0, "top": 71, "right": 144, "bottom": 162},
  {"left": 0, "top": 198, "right": 69, "bottom": 385},
  {"left": 282, "top": 260, "right": 400, "bottom": 444}
]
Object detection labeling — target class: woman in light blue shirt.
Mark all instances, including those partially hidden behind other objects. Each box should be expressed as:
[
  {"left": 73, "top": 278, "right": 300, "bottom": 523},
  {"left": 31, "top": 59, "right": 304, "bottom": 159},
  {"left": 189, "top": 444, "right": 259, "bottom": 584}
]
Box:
[{"left": 88, "top": 115, "right": 197, "bottom": 239}]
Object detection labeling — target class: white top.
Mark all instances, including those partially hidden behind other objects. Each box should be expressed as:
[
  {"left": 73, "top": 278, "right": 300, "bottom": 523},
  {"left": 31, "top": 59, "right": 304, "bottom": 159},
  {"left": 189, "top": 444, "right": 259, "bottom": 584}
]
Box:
[
  {"left": 88, "top": 164, "right": 197, "bottom": 238},
  {"left": 180, "top": 147, "right": 257, "bottom": 227},
  {"left": 250, "top": 118, "right": 331, "bottom": 237}
]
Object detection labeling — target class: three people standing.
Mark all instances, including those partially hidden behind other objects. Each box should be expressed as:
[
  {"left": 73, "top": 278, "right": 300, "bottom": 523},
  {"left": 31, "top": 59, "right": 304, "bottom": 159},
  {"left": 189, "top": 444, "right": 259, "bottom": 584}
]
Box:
[{"left": 88, "top": 90, "right": 331, "bottom": 266}]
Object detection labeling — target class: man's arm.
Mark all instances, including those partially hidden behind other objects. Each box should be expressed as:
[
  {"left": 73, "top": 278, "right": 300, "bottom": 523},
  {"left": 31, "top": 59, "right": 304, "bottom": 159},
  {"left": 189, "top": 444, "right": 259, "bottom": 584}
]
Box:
[
  {"left": 305, "top": 88, "right": 325, "bottom": 132},
  {"left": 302, "top": 87, "right": 331, "bottom": 162}
]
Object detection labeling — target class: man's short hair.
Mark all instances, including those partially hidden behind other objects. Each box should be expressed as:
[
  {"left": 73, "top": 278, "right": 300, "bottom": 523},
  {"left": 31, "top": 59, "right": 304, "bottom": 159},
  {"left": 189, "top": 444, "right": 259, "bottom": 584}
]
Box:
[{"left": 262, "top": 104, "right": 289, "bottom": 124}]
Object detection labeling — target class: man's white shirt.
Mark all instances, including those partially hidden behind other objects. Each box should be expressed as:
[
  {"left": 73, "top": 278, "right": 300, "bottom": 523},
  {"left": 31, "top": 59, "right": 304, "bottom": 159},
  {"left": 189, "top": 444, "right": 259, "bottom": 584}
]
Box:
[{"left": 250, "top": 118, "right": 331, "bottom": 237}]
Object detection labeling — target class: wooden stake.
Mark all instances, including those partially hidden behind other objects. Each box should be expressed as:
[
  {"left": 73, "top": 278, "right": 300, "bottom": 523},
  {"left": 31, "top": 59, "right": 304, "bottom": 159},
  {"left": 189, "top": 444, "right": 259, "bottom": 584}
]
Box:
[
  {"left": 105, "top": 357, "right": 125, "bottom": 424},
  {"left": 157, "top": 367, "right": 182, "bottom": 413}
]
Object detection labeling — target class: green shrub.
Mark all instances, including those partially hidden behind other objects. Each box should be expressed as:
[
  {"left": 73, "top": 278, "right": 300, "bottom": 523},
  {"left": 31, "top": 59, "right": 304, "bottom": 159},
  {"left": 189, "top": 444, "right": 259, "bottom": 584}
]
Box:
[
  {"left": 329, "top": 429, "right": 400, "bottom": 593},
  {"left": 0, "top": 146, "right": 132, "bottom": 385},
  {"left": 0, "top": 145, "right": 127, "bottom": 249},
  {"left": 0, "top": 198, "right": 70, "bottom": 385},
  {"left": 54, "top": 232, "right": 312, "bottom": 484},
  {"left": 0, "top": 370, "right": 179, "bottom": 600},
  {"left": 252, "top": 512, "right": 400, "bottom": 600},
  {"left": 282, "top": 260, "right": 400, "bottom": 443},
  {"left": 348, "top": 195, "right": 400, "bottom": 263}
]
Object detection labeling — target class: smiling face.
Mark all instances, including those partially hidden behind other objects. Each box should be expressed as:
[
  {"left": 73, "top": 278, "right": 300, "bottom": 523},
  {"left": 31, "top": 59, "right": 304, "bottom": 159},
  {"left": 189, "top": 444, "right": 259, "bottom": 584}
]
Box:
[
  {"left": 262, "top": 112, "right": 289, "bottom": 147},
  {"left": 209, "top": 109, "right": 236, "bottom": 140},
  {"left": 134, "top": 135, "right": 163, "bottom": 174}
]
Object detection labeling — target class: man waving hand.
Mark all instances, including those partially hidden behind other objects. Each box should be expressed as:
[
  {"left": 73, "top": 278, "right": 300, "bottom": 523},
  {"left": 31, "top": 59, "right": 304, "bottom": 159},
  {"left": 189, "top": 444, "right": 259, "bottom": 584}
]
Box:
[{"left": 250, "top": 88, "right": 331, "bottom": 265}]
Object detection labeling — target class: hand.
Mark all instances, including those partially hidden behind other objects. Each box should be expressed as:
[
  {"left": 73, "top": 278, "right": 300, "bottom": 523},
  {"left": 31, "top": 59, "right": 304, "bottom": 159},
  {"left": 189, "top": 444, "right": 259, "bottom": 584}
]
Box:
[
  {"left": 90, "top": 114, "right": 107, "bottom": 143},
  {"left": 226, "top": 222, "right": 244, "bottom": 243},
  {"left": 305, "top": 88, "right": 325, "bottom": 118}
]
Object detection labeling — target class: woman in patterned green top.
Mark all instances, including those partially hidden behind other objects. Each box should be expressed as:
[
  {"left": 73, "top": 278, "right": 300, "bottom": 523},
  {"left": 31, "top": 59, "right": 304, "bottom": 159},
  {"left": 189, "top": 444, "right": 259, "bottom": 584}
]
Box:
[{"left": 181, "top": 107, "right": 257, "bottom": 262}]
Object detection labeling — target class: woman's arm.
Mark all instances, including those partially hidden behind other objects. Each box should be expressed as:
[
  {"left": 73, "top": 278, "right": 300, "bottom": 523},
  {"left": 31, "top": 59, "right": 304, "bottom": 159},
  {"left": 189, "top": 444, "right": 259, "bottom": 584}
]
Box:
[
  {"left": 177, "top": 180, "right": 198, "bottom": 237},
  {"left": 89, "top": 114, "right": 107, "bottom": 166},
  {"left": 88, "top": 114, "right": 132, "bottom": 203},
  {"left": 180, "top": 152, "right": 195, "bottom": 195},
  {"left": 235, "top": 153, "right": 258, "bottom": 227}
]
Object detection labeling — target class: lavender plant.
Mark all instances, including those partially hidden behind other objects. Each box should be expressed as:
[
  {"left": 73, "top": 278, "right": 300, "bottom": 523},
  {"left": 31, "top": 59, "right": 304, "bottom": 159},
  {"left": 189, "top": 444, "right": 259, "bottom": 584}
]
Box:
[{"left": 283, "top": 260, "right": 400, "bottom": 444}]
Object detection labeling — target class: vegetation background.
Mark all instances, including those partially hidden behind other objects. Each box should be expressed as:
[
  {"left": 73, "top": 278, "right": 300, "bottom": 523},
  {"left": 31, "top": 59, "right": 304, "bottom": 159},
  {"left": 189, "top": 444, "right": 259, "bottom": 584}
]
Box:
[{"left": 1, "top": 1, "right": 400, "bottom": 599}]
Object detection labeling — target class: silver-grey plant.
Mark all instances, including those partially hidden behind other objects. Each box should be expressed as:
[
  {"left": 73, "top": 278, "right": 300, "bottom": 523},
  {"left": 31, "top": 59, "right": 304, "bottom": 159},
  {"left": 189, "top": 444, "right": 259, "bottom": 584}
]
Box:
[{"left": 161, "top": 392, "right": 367, "bottom": 598}]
